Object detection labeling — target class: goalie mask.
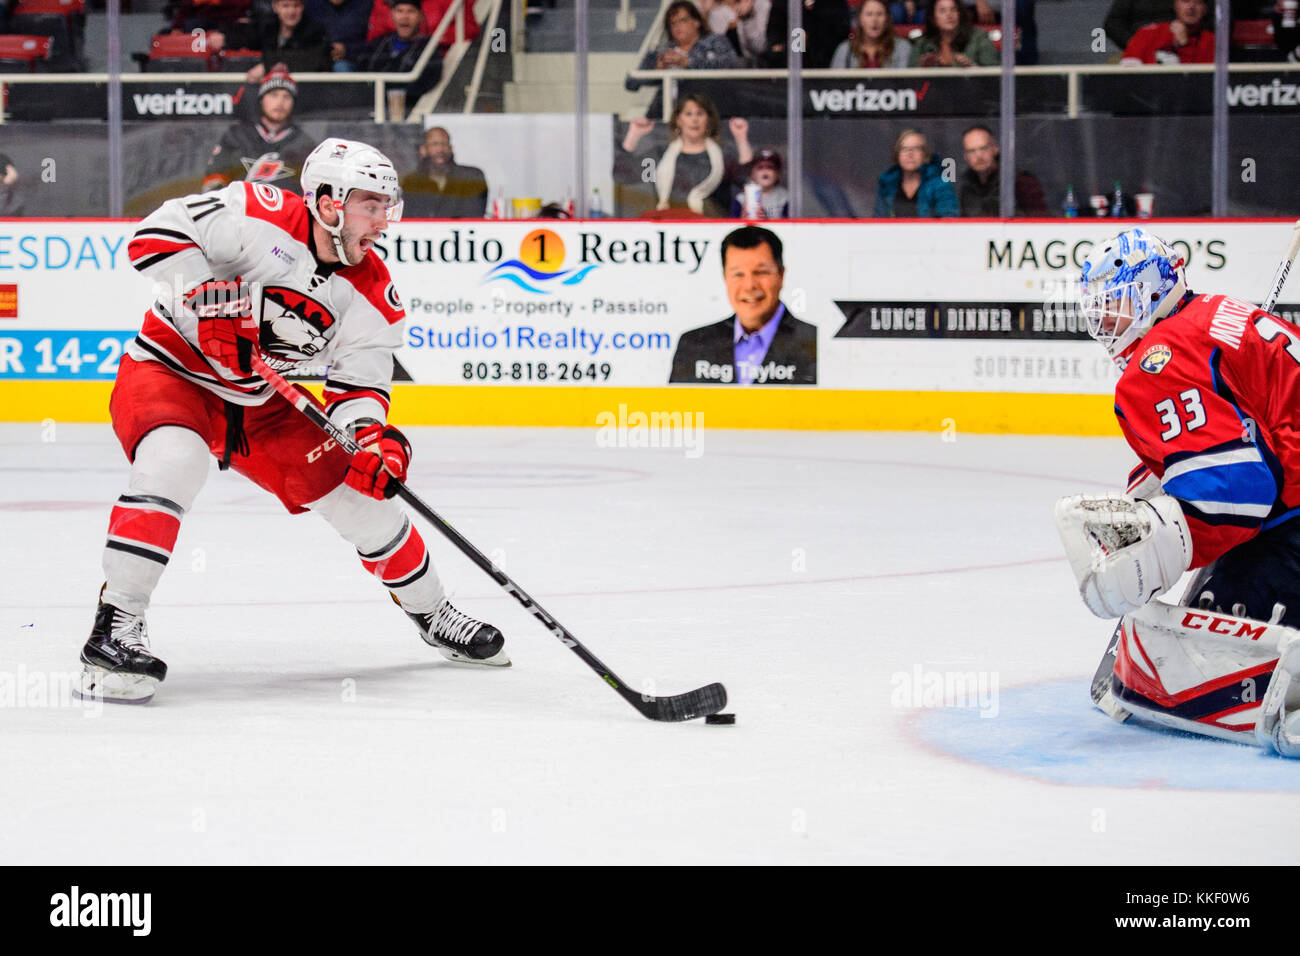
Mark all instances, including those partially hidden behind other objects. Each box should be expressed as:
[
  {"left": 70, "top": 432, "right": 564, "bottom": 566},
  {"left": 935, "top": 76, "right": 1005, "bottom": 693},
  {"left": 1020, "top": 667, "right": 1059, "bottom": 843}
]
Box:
[
  {"left": 1079, "top": 228, "right": 1188, "bottom": 367},
  {"left": 301, "top": 138, "right": 403, "bottom": 267}
]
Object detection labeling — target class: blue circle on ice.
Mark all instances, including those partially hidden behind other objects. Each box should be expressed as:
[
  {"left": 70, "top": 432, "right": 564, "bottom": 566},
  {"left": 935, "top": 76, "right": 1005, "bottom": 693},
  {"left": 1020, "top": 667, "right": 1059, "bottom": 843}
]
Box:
[{"left": 913, "top": 678, "right": 1300, "bottom": 791}]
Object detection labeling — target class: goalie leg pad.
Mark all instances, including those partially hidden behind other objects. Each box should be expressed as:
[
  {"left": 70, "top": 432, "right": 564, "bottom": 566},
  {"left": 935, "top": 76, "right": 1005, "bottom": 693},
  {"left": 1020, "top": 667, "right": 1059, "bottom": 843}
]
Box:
[
  {"left": 1054, "top": 492, "right": 1193, "bottom": 619},
  {"left": 1110, "top": 602, "right": 1295, "bottom": 748}
]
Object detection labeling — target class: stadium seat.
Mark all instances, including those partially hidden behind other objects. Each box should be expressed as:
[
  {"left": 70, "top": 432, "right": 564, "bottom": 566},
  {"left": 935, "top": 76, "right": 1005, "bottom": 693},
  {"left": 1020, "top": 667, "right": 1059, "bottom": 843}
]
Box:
[
  {"left": 216, "top": 48, "right": 263, "bottom": 72},
  {"left": 9, "top": 0, "right": 86, "bottom": 68},
  {"left": 141, "top": 31, "right": 217, "bottom": 71},
  {"left": 1232, "top": 19, "right": 1274, "bottom": 48},
  {"left": 0, "top": 34, "right": 52, "bottom": 72}
]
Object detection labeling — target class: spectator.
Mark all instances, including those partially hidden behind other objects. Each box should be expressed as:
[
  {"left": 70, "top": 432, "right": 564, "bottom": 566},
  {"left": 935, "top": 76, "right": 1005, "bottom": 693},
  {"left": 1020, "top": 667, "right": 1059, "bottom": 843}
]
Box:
[
  {"left": 873, "top": 128, "right": 959, "bottom": 217},
  {"left": 971, "top": 0, "right": 1039, "bottom": 64},
  {"left": 363, "top": 0, "right": 444, "bottom": 106},
  {"left": 1103, "top": 0, "right": 1175, "bottom": 52},
  {"left": 627, "top": 1, "right": 741, "bottom": 91},
  {"left": 306, "top": 0, "right": 373, "bottom": 71},
  {"left": 730, "top": 148, "right": 789, "bottom": 218},
  {"left": 1276, "top": 0, "right": 1300, "bottom": 61},
  {"left": 710, "top": 0, "right": 773, "bottom": 65},
  {"left": 202, "top": 66, "right": 315, "bottom": 194},
  {"left": 1121, "top": 0, "right": 1214, "bottom": 62},
  {"left": 366, "top": 0, "right": 480, "bottom": 45},
  {"left": 910, "top": 0, "right": 999, "bottom": 65},
  {"left": 0, "top": 152, "right": 22, "bottom": 216},
  {"left": 889, "top": 1, "right": 924, "bottom": 26},
  {"left": 216, "top": 0, "right": 333, "bottom": 78},
  {"left": 399, "top": 126, "right": 488, "bottom": 218},
  {"left": 957, "top": 124, "right": 1048, "bottom": 217},
  {"left": 830, "top": 0, "right": 912, "bottom": 68},
  {"left": 762, "top": 0, "right": 851, "bottom": 68},
  {"left": 619, "top": 94, "right": 753, "bottom": 217}
]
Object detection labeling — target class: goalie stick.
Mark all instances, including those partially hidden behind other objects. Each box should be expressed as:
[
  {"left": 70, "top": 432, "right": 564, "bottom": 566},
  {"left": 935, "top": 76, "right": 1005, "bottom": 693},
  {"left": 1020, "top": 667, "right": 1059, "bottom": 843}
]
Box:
[
  {"left": 1262, "top": 218, "right": 1300, "bottom": 315},
  {"left": 251, "top": 355, "right": 727, "bottom": 722}
]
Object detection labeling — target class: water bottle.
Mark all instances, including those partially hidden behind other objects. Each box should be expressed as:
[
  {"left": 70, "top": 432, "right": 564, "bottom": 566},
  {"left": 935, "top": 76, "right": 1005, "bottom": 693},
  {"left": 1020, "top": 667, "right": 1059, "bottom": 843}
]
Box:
[
  {"left": 590, "top": 187, "right": 603, "bottom": 219},
  {"left": 1063, "top": 184, "right": 1078, "bottom": 218},
  {"left": 1111, "top": 181, "right": 1124, "bottom": 218}
]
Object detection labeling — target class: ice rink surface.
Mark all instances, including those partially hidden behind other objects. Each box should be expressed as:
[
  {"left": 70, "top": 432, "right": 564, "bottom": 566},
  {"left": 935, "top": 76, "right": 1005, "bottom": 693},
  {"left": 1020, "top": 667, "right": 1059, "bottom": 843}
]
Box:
[{"left": 3, "top": 421, "right": 1298, "bottom": 865}]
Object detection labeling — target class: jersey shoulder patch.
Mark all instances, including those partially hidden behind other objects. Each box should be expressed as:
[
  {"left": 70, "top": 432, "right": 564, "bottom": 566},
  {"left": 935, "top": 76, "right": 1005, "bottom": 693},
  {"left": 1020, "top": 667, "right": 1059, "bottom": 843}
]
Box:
[
  {"left": 339, "top": 252, "right": 404, "bottom": 325},
  {"left": 240, "top": 182, "right": 309, "bottom": 237}
]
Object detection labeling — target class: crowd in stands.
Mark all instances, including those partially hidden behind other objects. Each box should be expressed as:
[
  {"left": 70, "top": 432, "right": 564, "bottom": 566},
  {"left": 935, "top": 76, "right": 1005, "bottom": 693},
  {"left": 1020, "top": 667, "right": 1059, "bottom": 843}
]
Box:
[
  {"left": 613, "top": 86, "right": 1055, "bottom": 220},
  {"left": 0, "top": 0, "right": 474, "bottom": 74}
]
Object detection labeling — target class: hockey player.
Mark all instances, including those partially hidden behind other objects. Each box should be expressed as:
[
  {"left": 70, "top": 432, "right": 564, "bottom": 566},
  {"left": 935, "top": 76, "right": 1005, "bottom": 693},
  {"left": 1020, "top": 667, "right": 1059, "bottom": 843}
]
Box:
[
  {"left": 81, "top": 137, "right": 508, "bottom": 704},
  {"left": 202, "top": 66, "right": 315, "bottom": 196},
  {"left": 1055, "top": 227, "right": 1300, "bottom": 756}
]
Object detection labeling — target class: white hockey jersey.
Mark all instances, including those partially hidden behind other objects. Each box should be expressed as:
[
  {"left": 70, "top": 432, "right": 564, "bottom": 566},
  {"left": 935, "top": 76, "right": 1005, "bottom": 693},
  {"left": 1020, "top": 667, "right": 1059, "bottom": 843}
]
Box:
[{"left": 126, "top": 180, "right": 405, "bottom": 430}]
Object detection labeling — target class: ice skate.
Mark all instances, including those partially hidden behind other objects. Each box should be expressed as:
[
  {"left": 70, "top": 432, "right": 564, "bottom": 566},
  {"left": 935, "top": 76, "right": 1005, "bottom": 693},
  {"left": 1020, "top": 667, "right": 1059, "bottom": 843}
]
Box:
[
  {"left": 77, "top": 593, "right": 168, "bottom": 703},
  {"left": 401, "top": 596, "right": 510, "bottom": 666}
]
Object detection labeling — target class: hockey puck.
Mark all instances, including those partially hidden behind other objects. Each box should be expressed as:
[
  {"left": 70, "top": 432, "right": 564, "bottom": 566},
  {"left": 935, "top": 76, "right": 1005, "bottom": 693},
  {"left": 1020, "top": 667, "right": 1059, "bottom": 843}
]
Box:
[{"left": 705, "top": 713, "right": 735, "bottom": 725}]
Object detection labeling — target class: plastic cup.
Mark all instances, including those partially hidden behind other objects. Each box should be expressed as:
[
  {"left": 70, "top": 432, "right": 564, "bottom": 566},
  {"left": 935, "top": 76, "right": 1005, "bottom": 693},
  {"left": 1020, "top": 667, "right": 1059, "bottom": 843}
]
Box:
[
  {"left": 1134, "top": 193, "right": 1154, "bottom": 218},
  {"left": 1089, "top": 194, "right": 1110, "bottom": 217},
  {"left": 386, "top": 89, "right": 406, "bottom": 123},
  {"left": 511, "top": 197, "right": 542, "bottom": 219}
]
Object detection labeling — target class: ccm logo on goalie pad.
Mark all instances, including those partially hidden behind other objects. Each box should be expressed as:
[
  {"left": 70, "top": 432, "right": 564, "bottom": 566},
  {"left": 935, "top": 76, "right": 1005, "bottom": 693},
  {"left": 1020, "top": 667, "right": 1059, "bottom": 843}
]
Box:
[
  {"left": 305, "top": 438, "right": 338, "bottom": 462},
  {"left": 1181, "top": 612, "right": 1268, "bottom": 641}
]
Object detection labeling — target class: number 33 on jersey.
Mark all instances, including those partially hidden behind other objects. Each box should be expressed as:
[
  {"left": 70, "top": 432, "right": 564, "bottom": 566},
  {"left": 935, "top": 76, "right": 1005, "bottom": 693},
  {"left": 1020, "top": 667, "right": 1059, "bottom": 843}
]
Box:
[{"left": 1115, "top": 294, "right": 1300, "bottom": 569}]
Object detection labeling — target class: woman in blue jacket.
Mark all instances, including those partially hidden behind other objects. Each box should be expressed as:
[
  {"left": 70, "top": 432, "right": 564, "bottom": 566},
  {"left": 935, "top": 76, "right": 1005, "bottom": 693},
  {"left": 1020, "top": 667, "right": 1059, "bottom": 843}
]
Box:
[{"left": 874, "top": 129, "right": 960, "bottom": 218}]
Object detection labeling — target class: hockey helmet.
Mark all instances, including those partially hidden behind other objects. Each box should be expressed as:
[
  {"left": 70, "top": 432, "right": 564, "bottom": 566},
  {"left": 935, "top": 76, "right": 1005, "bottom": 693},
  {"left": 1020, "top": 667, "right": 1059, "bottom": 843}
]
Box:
[
  {"left": 301, "top": 138, "right": 403, "bottom": 265},
  {"left": 1079, "top": 228, "right": 1188, "bottom": 366}
]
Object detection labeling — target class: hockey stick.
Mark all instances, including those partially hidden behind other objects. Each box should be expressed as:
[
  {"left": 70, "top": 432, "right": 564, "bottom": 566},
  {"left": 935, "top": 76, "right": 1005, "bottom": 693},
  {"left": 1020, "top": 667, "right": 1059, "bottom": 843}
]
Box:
[
  {"left": 250, "top": 355, "right": 727, "bottom": 722},
  {"left": 1262, "top": 218, "right": 1300, "bottom": 314}
]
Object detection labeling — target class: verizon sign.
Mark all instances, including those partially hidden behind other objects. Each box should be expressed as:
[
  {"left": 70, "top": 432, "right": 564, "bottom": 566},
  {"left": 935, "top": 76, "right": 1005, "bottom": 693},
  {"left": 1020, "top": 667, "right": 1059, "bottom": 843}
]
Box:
[{"left": 130, "top": 88, "right": 234, "bottom": 117}]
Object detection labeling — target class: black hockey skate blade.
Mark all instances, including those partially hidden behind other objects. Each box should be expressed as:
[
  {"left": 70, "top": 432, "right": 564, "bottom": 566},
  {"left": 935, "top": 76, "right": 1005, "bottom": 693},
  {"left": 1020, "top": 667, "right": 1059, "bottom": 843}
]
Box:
[{"left": 704, "top": 713, "right": 735, "bottom": 725}]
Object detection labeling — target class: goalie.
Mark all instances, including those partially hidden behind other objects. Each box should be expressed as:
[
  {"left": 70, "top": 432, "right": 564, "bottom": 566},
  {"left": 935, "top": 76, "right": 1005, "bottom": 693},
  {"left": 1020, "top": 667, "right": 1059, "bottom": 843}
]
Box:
[{"left": 1055, "top": 227, "right": 1300, "bottom": 757}]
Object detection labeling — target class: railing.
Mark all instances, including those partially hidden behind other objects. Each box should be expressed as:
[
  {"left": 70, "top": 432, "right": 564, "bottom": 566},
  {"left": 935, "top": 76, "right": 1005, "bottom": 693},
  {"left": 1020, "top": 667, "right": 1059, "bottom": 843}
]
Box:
[
  {"left": 626, "top": 61, "right": 1300, "bottom": 120},
  {"left": 0, "top": 0, "right": 467, "bottom": 125}
]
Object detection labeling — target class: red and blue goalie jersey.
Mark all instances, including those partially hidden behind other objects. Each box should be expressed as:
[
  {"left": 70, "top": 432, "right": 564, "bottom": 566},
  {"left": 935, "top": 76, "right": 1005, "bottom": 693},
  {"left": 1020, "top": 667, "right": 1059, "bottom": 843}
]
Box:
[{"left": 1116, "top": 294, "right": 1300, "bottom": 569}]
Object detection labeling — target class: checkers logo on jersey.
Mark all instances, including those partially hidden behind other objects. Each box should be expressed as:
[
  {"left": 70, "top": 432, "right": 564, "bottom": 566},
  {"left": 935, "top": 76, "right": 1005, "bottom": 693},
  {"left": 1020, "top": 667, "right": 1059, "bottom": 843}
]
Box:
[
  {"left": 259, "top": 286, "right": 337, "bottom": 367},
  {"left": 1139, "top": 344, "right": 1172, "bottom": 374}
]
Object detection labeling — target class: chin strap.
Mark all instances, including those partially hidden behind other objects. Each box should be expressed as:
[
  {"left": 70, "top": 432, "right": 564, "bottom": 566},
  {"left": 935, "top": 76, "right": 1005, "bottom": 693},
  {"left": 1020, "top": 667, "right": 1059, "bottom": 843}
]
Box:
[{"left": 312, "top": 196, "right": 354, "bottom": 267}]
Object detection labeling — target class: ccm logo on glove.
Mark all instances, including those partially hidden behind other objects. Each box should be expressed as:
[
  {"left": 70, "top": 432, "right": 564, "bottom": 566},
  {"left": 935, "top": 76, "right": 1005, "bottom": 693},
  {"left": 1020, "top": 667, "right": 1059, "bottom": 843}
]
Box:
[
  {"left": 190, "top": 278, "right": 259, "bottom": 376},
  {"left": 346, "top": 423, "right": 411, "bottom": 499}
]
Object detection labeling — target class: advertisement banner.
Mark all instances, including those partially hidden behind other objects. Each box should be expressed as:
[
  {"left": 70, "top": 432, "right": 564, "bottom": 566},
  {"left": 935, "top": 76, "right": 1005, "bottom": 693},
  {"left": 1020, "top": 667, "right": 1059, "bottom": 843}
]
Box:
[{"left": 0, "top": 217, "right": 1295, "bottom": 428}]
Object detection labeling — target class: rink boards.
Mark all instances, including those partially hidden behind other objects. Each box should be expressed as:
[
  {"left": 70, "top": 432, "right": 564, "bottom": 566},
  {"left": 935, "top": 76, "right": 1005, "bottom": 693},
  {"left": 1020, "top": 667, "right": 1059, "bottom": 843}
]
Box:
[{"left": 0, "top": 217, "right": 1294, "bottom": 435}]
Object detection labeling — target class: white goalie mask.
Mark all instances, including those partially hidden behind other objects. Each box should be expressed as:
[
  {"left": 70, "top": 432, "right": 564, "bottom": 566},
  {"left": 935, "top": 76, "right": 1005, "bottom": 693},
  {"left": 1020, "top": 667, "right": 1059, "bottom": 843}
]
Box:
[
  {"left": 1079, "top": 228, "right": 1188, "bottom": 367},
  {"left": 300, "top": 138, "right": 404, "bottom": 266}
]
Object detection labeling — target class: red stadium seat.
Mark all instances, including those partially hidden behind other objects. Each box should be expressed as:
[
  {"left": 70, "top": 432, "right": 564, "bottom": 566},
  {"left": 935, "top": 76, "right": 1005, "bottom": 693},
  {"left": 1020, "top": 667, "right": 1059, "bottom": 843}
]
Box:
[
  {"left": 1232, "top": 19, "right": 1275, "bottom": 48},
  {"left": 145, "top": 31, "right": 216, "bottom": 71},
  {"left": 0, "top": 34, "right": 52, "bottom": 72},
  {"left": 12, "top": 0, "right": 84, "bottom": 13}
]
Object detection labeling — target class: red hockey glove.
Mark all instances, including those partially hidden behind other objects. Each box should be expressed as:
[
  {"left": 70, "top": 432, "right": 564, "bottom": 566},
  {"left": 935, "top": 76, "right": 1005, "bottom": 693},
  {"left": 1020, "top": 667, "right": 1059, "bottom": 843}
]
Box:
[
  {"left": 189, "top": 278, "right": 259, "bottom": 376},
  {"left": 345, "top": 423, "right": 411, "bottom": 499}
]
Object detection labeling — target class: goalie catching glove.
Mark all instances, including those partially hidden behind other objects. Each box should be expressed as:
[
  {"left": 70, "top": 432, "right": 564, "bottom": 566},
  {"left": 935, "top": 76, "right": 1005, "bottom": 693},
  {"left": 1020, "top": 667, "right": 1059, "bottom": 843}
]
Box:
[
  {"left": 189, "top": 278, "right": 260, "bottom": 376},
  {"left": 345, "top": 422, "right": 411, "bottom": 499},
  {"left": 1054, "top": 492, "right": 1193, "bottom": 619}
]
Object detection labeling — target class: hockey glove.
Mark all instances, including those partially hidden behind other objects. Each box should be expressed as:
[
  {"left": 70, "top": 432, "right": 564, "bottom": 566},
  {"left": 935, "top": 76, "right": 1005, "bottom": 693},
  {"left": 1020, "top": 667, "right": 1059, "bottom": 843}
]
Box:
[
  {"left": 1054, "top": 492, "right": 1193, "bottom": 619},
  {"left": 190, "top": 278, "right": 259, "bottom": 376},
  {"left": 345, "top": 423, "right": 411, "bottom": 499}
]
